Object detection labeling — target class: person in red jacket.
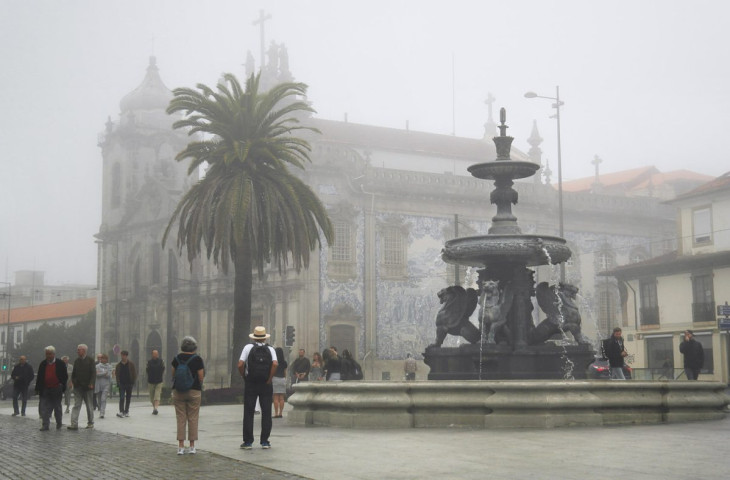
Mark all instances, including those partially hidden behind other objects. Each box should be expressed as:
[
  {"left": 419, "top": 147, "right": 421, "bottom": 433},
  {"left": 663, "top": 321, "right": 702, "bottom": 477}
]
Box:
[{"left": 35, "top": 346, "right": 68, "bottom": 431}]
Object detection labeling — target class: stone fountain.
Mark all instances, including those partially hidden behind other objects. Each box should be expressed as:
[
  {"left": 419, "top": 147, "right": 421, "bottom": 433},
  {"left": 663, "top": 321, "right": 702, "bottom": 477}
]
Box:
[
  {"left": 424, "top": 108, "right": 594, "bottom": 380},
  {"left": 287, "top": 109, "right": 729, "bottom": 429}
]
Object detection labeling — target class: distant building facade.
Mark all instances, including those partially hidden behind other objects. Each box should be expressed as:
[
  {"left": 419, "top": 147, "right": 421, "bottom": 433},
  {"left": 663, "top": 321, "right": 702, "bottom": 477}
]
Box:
[
  {"left": 604, "top": 172, "right": 730, "bottom": 382},
  {"left": 94, "top": 56, "right": 707, "bottom": 384}
]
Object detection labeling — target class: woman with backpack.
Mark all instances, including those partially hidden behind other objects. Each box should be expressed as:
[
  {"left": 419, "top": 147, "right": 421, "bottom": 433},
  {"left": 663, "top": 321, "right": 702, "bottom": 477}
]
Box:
[
  {"left": 171, "top": 336, "right": 205, "bottom": 455},
  {"left": 272, "top": 347, "right": 287, "bottom": 418}
]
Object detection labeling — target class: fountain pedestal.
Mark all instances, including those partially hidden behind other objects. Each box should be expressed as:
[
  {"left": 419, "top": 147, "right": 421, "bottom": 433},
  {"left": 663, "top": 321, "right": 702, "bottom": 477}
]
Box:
[{"left": 425, "top": 343, "right": 595, "bottom": 380}]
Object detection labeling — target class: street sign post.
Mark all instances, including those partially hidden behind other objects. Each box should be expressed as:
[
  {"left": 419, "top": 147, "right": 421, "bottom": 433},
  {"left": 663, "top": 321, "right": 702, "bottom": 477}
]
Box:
[{"left": 718, "top": 301, "right": 730, "bottom": 331}]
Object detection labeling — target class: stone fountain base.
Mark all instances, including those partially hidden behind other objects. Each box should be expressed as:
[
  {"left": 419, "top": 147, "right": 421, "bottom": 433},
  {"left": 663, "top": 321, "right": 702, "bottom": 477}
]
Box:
[
  {"left": 287, "top": 380, "right": 729, "bottom": 429},
  {"left": 424, "top": 343, "right": 596, "bottom": 380}
]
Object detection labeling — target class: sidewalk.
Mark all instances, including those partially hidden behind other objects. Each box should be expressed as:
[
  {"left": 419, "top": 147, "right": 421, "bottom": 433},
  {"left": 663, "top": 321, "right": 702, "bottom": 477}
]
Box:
[{"left": 2, "top": 397, "right": 730, "bottom": 479}]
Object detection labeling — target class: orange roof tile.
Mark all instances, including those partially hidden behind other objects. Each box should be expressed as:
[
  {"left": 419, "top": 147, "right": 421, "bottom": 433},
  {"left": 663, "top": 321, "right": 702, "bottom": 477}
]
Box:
[
  {"left": 0, "top": 297, "right": 96, "bottom": 325},
  {"left": 671, "top": 171, "right": 730, "bottom": 201},
  {"left": 562, "top": 166, "right": 658, "bottom": 192},
  {"left": 632, "top": 170, "right": 714, "bottom": 190}
]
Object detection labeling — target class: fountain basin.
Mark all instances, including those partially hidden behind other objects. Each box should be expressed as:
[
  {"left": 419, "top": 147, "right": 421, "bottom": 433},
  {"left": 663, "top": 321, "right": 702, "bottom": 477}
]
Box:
[
  {"left": 287, "top": 380, "right": 729, "bottom": 429},
  {"left": 468, "top": 160, "right": 540, "bottom": 180},
  {"left": 441, "top": 234, "right": 571, "bottom": 267},
  {"left": 424, "top": 343, "right": 595, "bottom": 380}
]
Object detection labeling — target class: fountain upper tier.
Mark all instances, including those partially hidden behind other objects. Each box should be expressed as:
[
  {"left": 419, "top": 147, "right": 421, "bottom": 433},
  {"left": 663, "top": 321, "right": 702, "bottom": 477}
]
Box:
[
  {"left": 467, "top": 160, "right": 540, "bottom": 181},
  {"left": 441, "top": 108, "right": 570, "bottom": 268},
  {"left": 442, "top": 234, "right": 571, "bottom": 268}
]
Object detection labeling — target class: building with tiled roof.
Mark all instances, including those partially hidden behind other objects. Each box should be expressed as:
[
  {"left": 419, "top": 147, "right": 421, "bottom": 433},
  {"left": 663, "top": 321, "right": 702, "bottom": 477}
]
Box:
[
  {"left": 562, "top": 166, "right": 713, "bottom": 200},
  {"left": 94, "top": 56, "right": 685, "bottom": 385},
  {"left": 601, "top": 171, "right": 730, "bottom": 382},
  {"left": 0, "top": 298, "right": 97, "bottom": 362}
]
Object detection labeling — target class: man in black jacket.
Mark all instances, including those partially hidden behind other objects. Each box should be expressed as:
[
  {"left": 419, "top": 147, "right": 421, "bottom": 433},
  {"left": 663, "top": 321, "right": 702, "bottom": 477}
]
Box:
[
  {"left": 603, "top": 327, "right": 628, "bottom": 380},
  {"left": 35, "top": 346, "right": 68, "bottom": 431},
  {"left": 679, "top": 330, "right": 704, "bottom": 380},
  {"left": 146, "top": 349, "right": 165, "bottom": 415},
  {"left": 10, "top": 355, "right": 34, "bottom": 416}
]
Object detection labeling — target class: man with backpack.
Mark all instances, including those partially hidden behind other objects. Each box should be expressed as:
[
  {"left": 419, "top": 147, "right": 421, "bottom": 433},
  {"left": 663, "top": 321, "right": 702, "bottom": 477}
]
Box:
[{"left": 237, "top": 326, "right": 278, "bottom": 450}]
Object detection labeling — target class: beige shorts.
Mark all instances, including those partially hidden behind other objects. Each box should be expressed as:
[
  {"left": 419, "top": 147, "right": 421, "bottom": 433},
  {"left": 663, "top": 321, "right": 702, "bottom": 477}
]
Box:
[{"left": 148, "top": 382, "right": 163, "bottom": 403}]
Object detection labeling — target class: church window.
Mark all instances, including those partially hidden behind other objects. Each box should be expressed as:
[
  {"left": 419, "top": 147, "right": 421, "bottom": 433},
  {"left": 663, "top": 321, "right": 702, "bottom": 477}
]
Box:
[
  {"left": 639, "top": 279, "right": 659, "bottom": 327},
  {"left": 691, "top": 273, "right": 714, "bottom": 323},
  {"left": 380, "top": 225, "right": 407, "bottom": 278},
  {"left": 692, "top": 207, "right": 712, "bottom": 245},
  {"left": 332, "top": 222, "right": 352, "bottom": 263},
  {"left": 597, "top": 249, "right": 615, "bottom": 271},
  {"left": 597, "top": 287, "right": 618, "bottom": 334}
]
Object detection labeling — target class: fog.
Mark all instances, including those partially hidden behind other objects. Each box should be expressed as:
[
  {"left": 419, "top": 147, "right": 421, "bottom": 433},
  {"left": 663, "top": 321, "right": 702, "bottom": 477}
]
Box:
[{"left": 1, "top": 0, "right": 728, "bottom": 286}]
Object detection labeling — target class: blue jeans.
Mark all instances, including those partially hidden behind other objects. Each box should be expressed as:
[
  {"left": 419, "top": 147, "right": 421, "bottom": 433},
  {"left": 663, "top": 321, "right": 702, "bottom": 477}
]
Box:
[
  {"left": 243, "top": 381, "right": 273, "bottom": 444},
  {"left": 610, "top": 367, "right": 626, "bottom": 380},
  {"left": 118, "top": 384, "right": 132, "bottom": 413},
  {"left": 685, "top": 367, "right": 700, "bottom": 380}
]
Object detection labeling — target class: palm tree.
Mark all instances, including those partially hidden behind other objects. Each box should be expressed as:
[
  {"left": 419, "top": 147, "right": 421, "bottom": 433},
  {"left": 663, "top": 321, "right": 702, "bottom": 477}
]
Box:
[{"left": 163, "top": 72, "right": 333, "bottom": 385}]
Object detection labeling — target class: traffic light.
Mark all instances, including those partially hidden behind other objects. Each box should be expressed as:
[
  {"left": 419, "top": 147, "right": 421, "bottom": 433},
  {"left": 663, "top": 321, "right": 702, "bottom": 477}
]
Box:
[
  {"left": 285, "top": 326, "right": 295, "bottom": 347},
  {"left": 1, "top": 358, "right": 6, "bottom": 371}
]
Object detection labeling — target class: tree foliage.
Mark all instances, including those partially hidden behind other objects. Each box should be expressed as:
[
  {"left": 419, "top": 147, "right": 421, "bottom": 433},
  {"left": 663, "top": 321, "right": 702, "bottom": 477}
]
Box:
[
  {"left": 15, "top": 309, "right": 96, "bottom": 366},
  {"left": 164, "top": 72, "right": 333, "bottom": 385}
]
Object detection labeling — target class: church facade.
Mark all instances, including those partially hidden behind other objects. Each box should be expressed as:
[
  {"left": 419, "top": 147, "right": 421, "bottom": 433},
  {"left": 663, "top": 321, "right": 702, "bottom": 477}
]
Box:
[{"left": 95, "top": 57, "right": 691, "bottom": 385}]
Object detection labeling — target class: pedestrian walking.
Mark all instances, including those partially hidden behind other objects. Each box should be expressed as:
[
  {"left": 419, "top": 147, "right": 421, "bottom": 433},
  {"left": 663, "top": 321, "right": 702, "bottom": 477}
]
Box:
[
  {"left": 172, "top": 336, "right": 204, "bottom": 455},
  {"left": 147, "top": 349, "right": 165, "bottom": 415},
  {"left": 93, "top": 353, "right": 102, "bottom": 410},
  {"left": 238, "top": 326, "right": 277, "bottom": 450},
  {"left": 603, "top": 327, "right": 628, "bottom": 380},
  {"left": 272, "top": 347, "right": 287, "bottom": 418},
  {"left": 115, "top": 350, "right": 137, "bottom": 418},
  {"left": 291, "top": 349, "right": 310, "bottom": 383},
  {"left": 10, "top": 355, "right": 34, "bottom": 416},
  {"left": 62, "top": 355, "right": 72, "bottom": 413},
  {"left": 36, "top": 346, "right": 68, "bottom": 431},
  {"left": 404, "top": 353, "right": 417, "bottom": 381},
  {"left": 310, "top": 352, "right": 324, "bottom": 382},
  {"left": 679, "top": 330, "right": 704, "bottom": 380},
  {"left": 69, "top": 343, "right": 96, "bottom": 430},
  {"left": 95, "top": 354, "right": 112, "bottom": 418}
]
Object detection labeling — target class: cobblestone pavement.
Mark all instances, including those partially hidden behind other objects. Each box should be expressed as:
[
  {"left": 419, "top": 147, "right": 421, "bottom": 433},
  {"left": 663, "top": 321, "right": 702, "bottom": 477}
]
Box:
[{"left": 0, "top": 415, "right": 310, "bottom": 480}]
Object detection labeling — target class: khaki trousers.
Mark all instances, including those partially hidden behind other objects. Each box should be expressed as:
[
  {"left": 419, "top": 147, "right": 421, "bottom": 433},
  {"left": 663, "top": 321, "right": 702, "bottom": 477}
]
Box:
[{"left": 173, "top": 389, "right": 201, "bottom": 441}]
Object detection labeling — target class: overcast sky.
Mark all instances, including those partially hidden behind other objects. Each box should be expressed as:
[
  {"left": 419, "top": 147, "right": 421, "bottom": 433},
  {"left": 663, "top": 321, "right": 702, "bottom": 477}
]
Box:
[{"left": 1, "top": 0, "right": 728, "bottom": 286}]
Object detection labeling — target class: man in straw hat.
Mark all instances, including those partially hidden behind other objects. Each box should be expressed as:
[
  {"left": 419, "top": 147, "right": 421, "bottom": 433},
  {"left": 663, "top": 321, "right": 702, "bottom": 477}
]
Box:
[{"left": 238, "top": 326, "right": 278, "bottom": 449}]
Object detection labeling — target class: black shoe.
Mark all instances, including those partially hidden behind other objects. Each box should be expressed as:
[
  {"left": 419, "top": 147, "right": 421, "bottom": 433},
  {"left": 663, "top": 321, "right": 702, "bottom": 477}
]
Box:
[
  {"left": 153, "top": 409, "right": 158, "bottom": 415},
  {"left": 11, "top": 413, "right": 18, "bottom": 417},
  {"left": 21, "top": 413, "right": 25, "bottom": 416},
  {"left": 56, "top": 424, "right": 62, "bottom": 430},
  {"left": 67, "top": 425, "right": 78, "bottom": 430},
  {"left": 39, "top": 426, "right": 49, "bottom": 431}
]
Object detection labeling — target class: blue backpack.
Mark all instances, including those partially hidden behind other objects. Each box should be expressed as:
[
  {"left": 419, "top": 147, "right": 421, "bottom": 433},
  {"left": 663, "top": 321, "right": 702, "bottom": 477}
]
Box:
[{"left": 174, "top": 354, "right": 198, "bottom": 392}]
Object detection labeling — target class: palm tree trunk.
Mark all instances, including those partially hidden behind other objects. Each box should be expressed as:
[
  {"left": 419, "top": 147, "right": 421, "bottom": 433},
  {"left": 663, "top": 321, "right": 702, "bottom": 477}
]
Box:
[{"left": 231, "top": 252, "right": 253, "bottom": 387}]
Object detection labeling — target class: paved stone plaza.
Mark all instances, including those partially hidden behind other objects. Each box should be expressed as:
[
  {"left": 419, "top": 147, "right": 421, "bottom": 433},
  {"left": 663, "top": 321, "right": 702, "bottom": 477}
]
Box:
[{"left": 1, "top": 396, "right": 729, "bottom": 479}]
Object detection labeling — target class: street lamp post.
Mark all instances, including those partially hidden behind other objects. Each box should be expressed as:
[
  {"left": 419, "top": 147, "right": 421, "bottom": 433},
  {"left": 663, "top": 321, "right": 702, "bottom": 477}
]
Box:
[
  {"left": 0, "top": 281, "right": 11, "bottom": 382},
  {"left": 525, "top": 86, "right": 566, "bottom": 282}
]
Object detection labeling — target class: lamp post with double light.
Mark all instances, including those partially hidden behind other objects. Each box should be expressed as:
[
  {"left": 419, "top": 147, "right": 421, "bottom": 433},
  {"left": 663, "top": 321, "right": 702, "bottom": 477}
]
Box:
[{"left": 525, "top": 86, "right": 566, "bottom": 282}]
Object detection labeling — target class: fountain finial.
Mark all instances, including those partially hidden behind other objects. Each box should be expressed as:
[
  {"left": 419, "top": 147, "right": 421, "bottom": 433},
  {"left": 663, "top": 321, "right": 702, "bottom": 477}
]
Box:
[{"left": 498, "top": 107, "right": 508, "bottom": 137}]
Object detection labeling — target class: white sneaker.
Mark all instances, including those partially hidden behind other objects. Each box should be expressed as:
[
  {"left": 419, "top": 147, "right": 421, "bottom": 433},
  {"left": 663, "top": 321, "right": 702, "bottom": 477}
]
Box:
[
  {"left": 189, "top": 447, "right": 196, "bottom": 454},
  {"left": 177, "top": 447, "right": 185, "bottom": 455}
]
